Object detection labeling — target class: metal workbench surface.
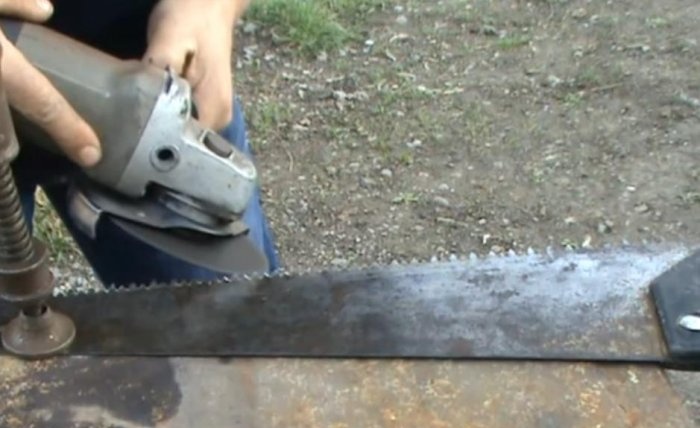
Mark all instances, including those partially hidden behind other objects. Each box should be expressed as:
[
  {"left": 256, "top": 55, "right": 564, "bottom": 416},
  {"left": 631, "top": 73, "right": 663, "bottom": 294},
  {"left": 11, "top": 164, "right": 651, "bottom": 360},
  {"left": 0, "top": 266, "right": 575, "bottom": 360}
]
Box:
[{"left": 0, "top": 356, "right": 695, "bottom": 427}]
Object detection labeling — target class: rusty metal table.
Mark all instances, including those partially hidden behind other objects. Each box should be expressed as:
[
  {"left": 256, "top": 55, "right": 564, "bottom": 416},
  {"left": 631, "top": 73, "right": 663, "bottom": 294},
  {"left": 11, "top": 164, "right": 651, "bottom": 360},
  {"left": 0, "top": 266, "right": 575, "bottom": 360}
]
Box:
[{"left": 0, "top": 356, "right": 696, "bottom": 427}]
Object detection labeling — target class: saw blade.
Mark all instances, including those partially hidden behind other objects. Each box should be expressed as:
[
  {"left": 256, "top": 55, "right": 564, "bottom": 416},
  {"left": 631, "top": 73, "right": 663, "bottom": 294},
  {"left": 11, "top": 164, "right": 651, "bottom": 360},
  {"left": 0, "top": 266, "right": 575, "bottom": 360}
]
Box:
[
  {"left": 110, "top": 217, "right": 269, "bottom": 274},
  {"left": 1, "top": 244, "right": 692, "bottom": 365}
]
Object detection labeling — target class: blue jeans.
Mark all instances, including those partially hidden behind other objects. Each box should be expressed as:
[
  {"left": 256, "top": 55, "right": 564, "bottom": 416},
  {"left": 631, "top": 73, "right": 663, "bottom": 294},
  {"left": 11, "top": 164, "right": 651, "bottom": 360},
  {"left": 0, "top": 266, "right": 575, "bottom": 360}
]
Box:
[{"left": 12, "top": 98, "right": 280, "bottom": 286}]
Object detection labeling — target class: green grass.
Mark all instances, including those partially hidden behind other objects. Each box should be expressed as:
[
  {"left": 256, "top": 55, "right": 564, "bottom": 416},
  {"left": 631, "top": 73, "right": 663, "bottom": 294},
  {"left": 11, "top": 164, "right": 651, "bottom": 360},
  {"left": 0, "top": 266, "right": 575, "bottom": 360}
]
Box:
[
  {"left": 575, "top": 67, "right": 603, "bottom": 89},
  {"left": 563, "top": 92, "right": 583, "bottom": 107},
  {"left": 496, "top": 35, "right": 530, "bottom": 50},
  {"left": 249, "top": 100, "right": 293, "bottom": 140},
  {"left": 33, "top": 189, "right": 80, "bottom": 265},
  {"left": 392, "top": 192, "right": 420, "bottom": 205},
  {"left": 645, "top": 16, "right": 670, "bottom": 29},
  {"left": 245, "top": 0, "right": 387, "bottom": 55}
]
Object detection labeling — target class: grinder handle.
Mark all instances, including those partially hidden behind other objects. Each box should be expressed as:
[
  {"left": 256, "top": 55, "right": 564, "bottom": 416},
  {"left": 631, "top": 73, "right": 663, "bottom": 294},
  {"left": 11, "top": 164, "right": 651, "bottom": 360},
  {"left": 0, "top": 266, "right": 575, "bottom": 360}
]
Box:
[{"left": 0, "top": 18, "right": 166, "bottom": 188}]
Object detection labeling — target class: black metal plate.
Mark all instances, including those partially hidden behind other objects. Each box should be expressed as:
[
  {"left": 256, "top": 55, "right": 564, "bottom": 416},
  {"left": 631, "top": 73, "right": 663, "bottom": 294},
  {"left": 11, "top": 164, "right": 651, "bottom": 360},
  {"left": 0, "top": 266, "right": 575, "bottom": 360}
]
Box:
[
  {"left": 0, "top": 246, "right": 688, "bottom": 363},
  {"left": 651, "top": 248, "right": 700, "bottom": 360}
]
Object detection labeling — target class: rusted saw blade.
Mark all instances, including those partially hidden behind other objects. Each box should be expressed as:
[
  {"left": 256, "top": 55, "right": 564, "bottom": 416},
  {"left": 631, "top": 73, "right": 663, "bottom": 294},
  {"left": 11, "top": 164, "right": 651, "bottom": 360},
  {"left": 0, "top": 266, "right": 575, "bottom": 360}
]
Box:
[{"left": 0, "top": 245, "right": 691, "bottom": 363}]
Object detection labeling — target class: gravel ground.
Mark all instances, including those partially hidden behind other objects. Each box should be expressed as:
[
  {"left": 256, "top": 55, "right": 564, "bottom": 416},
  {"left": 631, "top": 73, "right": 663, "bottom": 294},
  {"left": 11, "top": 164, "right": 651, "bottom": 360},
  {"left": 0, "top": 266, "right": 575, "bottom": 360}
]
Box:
[
  {"left": 40, "top": 0, "right": 700, "bottom": 423},
  {"left": 232, "top": 0, "right": 700, "bottom": 271}
]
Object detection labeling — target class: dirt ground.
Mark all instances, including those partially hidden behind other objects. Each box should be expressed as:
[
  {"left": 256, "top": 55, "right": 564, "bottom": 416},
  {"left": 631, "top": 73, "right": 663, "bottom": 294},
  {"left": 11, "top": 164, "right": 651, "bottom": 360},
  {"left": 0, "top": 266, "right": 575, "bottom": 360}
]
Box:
[
  {"left": 237, "top": 0, "right": 699, "bottom": 269},
  {"left": 234, "top": 0, "right": 700, "bottom": 423}
]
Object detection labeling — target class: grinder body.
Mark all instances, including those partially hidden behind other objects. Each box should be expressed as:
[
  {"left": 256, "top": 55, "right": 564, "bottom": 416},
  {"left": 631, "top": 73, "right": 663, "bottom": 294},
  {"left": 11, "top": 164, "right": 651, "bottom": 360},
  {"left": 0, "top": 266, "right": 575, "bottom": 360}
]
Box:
[
  {"left": 2, "top": 19, "right": 161, "bottom": 190},
  {"left": 0, "top": 19, "right": 270, "bottom": 275},
  {"left": 0, "top": 19, "right": 258, "bottom": 222}
]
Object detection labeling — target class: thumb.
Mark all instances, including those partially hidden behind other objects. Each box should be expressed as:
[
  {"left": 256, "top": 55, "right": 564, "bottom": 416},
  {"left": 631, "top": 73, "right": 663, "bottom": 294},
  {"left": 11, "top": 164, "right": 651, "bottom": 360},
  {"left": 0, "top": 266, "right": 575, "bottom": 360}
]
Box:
[{"left": 0, "top": 0, "right": 55, "bottom": 22}]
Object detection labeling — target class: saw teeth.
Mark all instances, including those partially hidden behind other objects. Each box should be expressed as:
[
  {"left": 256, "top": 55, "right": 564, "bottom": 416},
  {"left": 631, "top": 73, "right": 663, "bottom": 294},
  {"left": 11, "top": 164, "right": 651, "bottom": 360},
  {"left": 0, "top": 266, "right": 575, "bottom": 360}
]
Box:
[{"left": 42, "top": 241, "right": 697, "bottom": 299}]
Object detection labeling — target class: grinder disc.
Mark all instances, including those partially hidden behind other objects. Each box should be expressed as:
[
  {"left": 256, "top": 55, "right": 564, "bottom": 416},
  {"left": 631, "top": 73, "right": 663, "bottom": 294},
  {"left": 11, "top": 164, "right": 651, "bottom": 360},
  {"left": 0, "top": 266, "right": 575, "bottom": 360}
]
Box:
[{"left": 110, "top": 217, "right": 269, "bottom": 275}]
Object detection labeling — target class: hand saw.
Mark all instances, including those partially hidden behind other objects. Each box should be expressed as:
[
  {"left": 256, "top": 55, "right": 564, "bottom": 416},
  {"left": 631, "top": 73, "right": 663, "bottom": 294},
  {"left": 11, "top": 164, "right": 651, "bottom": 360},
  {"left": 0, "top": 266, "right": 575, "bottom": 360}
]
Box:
[
  {"left": 0, "top": 18, "right": 269, "bottom": 275},
  {"left": 0, "top": 241, "right": 697, "bottom": 369}
]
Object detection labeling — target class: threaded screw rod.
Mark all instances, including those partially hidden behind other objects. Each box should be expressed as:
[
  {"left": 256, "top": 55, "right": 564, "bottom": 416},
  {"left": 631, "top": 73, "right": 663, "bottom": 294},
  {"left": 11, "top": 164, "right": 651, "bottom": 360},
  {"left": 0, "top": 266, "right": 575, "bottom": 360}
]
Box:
[{"left": 0, "top": 162, "right": 33, "bottom": 264}]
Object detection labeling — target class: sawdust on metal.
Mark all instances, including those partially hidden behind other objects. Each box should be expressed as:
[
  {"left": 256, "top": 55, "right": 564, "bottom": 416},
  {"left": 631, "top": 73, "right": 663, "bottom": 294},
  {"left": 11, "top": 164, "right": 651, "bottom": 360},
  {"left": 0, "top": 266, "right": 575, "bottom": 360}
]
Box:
[{"left": 0, "top": 357, "right": 695, "bottom": 427}]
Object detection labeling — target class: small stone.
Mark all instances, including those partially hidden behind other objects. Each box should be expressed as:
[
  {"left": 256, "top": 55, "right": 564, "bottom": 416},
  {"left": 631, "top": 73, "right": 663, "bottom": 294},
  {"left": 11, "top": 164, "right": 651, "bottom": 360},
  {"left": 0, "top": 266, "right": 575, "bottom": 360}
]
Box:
[
  {"left": 414, "top": 225, "right": 425, "bottom": 232},
  {"left": 243, "top": 46, "right": 257, "bottom": 61},
  {"left": 325, "top": 166, "right": 338, "bottom": 176},
  {"left": 597, "top": 221, "right": 613, "bottom": 234},
  {"left": 635, "top": 203, "right": 650, "bottom": 213},
  {"left": 406, "top": 139, "right": 423, "bottom": 149},
  {"left": 572, "top": 8, "right": 587, "bottom": 19},
  {"left": 242, "top": 22, "right": 258, "bottom": 34},
  {"left": 582, "top": 235, "right": 592, "bottom": 248},
  {"left": 333, "top": 90, "right": 347, "bottom": 102},
  {"left": 678, "top": 92, "right": 700, "bottom": 109},
  {"left": 437, "top": 183, "right": 450, "bottom": 192},
  {"left": 396, "top": 15, "right": 408, "bottom": 25},
  {"left": 331, "top": 258, "right": 349, "bottom": 267},
  {"left": 491, "top": 245, "right": 504, "bottom": 253},
  {"left": 360, "top": 177, "right": 376, "bottom": 188},
  {"left": 381, "top": 168, "right": 393, "bottom": 178},
  {"left": 394, "top": 5, "right": 404, "bottom": 13},
  {"left": 72, "top": 277, "right": 88, "bottom": 288},
  {"left": 433, "top": 196, "right": 450, "bottom": 207},
  {"left": 546, "top": 75, "right": 562, "bottom": 88},
  {"left": 481, "top": 25, "right": 498, "bottom": 36}
]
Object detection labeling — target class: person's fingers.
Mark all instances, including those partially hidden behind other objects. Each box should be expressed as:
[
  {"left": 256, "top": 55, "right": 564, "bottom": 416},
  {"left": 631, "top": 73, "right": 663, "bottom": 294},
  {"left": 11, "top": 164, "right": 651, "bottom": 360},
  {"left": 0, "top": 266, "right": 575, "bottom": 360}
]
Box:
[
  {"left": 145, "top": 32, "right": 232, "bottom": 129},
  {"left": 192, "top": 64, "right": 233, "bottom": 130},
  {"left": 144, "top": 3, "right": 234, "bottom": 130},
  {"left": 143, "top": 15, "right": 197, "bottom": 77},
  {"left": 0, "top": 0, "right": 54, "bottom": 22},
  {"left": 1, "top": 38, "right": 101, "bottom": 166}
]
